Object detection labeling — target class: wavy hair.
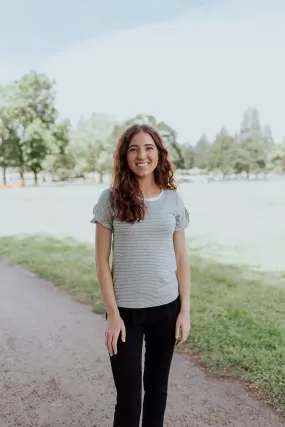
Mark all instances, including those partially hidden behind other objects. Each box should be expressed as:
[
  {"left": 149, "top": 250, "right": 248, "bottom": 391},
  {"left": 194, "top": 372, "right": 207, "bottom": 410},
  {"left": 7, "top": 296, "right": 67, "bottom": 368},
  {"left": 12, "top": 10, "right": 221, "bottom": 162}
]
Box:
[{"left": 111, "top": 123, "right": 177, "bottom": 223}]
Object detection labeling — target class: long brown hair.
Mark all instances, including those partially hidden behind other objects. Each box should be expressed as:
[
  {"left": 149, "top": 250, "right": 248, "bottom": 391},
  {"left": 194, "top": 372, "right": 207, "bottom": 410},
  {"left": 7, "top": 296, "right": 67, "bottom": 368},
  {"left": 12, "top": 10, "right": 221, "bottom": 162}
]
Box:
[{"left": 111, "top": 123, "right": 177, "bottom": 224}]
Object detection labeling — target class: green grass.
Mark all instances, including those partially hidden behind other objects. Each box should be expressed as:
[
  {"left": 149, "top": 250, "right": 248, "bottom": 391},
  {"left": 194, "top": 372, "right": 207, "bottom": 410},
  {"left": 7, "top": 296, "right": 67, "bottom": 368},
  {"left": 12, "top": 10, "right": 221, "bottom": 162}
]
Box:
[{"left": 1, "top": 234, "right": 285, "bottom": 416}]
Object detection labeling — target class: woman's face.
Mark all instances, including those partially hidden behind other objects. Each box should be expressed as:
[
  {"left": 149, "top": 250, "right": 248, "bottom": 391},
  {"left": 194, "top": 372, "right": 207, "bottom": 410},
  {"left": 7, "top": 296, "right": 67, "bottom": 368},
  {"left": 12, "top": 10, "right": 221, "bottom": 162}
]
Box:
[{"left": 126, "top": 131, "right": 159, "bottom": 178}]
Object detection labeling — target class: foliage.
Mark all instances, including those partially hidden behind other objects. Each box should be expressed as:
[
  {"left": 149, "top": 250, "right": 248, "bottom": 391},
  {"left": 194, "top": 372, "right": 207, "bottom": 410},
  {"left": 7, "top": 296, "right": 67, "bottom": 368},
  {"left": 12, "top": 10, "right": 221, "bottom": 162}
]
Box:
[
  {"left": 70, "top": 113, "right": 115, "bottom": 182},
  {"left": 1, "top": 70, "right": 284, "bottom": 181},
  {"left": 268, "top": 142, "right": 285, "bottom": 173},
  {"left": 208, "top": 129, "right": 236, "bottom": 175},
  {"left": 194, "top": 134, "right": 211, "bottom": 170},
  {"left": 0, "top": 71, "right": 64, "bottom": 184}
]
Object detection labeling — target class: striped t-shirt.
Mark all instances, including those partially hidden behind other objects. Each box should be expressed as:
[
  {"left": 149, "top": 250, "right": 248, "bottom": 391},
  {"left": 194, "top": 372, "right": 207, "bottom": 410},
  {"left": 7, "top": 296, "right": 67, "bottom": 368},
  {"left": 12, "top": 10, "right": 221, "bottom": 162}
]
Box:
[{"left": 91, "top": 188, "right": 189, "bottom": 309}]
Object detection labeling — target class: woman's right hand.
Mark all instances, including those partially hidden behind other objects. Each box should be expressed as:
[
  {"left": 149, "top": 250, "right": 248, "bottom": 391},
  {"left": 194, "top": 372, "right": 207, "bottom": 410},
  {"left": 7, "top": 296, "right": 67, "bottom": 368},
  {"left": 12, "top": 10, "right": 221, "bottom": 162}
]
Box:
[{"left": 105, "top": 314, "right": 126, "bottom": 356}]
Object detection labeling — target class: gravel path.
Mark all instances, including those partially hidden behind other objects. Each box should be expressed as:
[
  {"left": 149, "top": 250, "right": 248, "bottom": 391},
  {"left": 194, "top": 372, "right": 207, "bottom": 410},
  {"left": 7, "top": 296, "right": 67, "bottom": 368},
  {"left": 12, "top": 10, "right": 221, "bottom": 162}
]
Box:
[{"left": 0, "top": 259, "right": 284, "bottom": 427}]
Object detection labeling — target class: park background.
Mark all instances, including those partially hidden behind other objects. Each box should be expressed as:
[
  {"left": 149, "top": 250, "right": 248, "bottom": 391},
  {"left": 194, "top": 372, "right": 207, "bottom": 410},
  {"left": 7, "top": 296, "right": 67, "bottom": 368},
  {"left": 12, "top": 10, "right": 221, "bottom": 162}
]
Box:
[{"left": 1, "top": 0, "right": 285, "bottom": 418}]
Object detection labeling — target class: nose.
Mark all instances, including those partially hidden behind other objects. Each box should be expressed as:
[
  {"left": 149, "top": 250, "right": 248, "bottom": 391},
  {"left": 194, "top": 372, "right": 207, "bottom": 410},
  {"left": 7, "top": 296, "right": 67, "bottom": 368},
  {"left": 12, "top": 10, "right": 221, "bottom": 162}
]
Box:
[{"left": 137, "top": 149, "right": 146, "bottom": 160}]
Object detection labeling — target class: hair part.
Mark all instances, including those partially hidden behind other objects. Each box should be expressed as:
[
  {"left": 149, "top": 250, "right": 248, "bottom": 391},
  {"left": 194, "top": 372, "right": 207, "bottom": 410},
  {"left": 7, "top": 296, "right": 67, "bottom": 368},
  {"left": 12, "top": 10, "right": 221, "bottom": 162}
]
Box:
[{"left": 111, "top": 123, "right": 177, "bottom": 224}]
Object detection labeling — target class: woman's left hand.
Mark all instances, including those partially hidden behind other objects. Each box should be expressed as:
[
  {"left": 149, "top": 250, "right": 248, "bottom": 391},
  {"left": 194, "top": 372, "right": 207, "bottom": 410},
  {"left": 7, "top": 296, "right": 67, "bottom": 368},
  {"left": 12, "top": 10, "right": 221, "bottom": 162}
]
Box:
[{"left": 175, "top": 309, "right": 191, "bottom": 347}]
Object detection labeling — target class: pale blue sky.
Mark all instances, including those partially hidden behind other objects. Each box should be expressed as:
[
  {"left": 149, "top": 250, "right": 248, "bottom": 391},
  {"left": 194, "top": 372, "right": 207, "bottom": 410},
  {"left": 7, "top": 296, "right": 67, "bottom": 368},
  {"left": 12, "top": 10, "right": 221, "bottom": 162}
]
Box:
[
  {"left": 1, "top": 0, "right": 285, "bottom": 143},
  {"left": 1, "top": 0, "right": 206, "bottom": 61}
]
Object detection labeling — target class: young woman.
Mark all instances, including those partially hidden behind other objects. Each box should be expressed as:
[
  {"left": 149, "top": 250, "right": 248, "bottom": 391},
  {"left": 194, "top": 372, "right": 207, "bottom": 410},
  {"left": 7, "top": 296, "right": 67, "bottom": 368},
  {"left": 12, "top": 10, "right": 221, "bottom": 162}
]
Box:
[{"left": 91, "top": 123, "right": 191, "bottom": 427}]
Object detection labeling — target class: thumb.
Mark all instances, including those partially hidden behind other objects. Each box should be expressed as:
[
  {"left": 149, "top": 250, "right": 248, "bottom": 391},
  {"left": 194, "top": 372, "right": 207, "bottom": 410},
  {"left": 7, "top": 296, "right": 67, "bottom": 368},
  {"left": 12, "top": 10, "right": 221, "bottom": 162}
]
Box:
[{"left": 121, "top": 323, "right": 126, "bottom": 343}]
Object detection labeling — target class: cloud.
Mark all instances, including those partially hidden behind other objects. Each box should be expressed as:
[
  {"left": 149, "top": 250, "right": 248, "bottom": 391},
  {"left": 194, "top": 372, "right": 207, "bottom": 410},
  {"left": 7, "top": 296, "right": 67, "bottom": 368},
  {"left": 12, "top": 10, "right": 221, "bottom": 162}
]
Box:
[{"left": 41, "top": 8, "right": 285, "bottom": 143}]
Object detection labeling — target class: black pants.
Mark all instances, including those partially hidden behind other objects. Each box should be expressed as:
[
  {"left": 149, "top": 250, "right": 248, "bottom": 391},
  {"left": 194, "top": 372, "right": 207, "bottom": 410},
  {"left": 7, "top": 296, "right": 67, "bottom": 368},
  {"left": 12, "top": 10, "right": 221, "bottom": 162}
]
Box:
[{"left": 109, "top": 297, "right": 180, "bottom": 427}]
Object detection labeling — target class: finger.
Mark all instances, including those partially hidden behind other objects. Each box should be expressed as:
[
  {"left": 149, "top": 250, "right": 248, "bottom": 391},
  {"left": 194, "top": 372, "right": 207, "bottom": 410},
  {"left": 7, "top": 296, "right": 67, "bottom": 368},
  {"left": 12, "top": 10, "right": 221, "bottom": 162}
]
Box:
[
  {"left": 121, "top": 323, "right": 126, "bottom": 343},
  {"left": 112, "top": 332, "right": 120, "bottom": 355},
  {"left": 107, "top": 334, "right": 114, "bottom": 356},
  {"left": 177, "top": 327, "right": 189, "bottom": 347},
  {"left": 105, "top": 332, "right": 109, "bottom": 349},
  {"left": 175, "top": 322, "right": 180, "bottom": 340},
  {"left": 176, "top": 338, "right": 183, "bottom": 347},
  {"left": 182, "top": 328, "right": 188, "bottom": 343}
]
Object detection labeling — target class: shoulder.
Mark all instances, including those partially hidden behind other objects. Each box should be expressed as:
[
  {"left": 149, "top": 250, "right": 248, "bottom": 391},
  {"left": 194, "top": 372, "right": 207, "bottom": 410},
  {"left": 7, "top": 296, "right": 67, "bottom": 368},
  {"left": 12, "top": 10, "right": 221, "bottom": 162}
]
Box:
[
  {"left": 164, "top": 189, "right": 190, "bottom": 230},
  {"left": 98, "top": 187, "right": 112, "bottom": 201},
  {"left": 95, "top": 187, "right": 113, "bottom": 209},
  {"left": 164, "top": 189, "right": 185, "bottom": 208},
  {"left": 90, "top": 187, "right": 113, "bottom": 229}
]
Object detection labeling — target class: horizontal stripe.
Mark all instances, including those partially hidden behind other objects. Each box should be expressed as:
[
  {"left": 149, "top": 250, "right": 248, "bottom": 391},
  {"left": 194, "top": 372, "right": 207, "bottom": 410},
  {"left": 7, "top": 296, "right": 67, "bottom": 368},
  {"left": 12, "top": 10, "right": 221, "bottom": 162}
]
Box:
[{"left": 91, "top": 188, "right": 189, "bottom": 308}]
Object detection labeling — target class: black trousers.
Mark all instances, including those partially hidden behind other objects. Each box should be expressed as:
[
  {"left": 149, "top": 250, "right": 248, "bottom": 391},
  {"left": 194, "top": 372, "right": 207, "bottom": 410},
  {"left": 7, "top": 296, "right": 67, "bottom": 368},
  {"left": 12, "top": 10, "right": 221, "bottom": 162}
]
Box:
[{"left": 109, "top": 297, "right": 180, "bottom": 427}]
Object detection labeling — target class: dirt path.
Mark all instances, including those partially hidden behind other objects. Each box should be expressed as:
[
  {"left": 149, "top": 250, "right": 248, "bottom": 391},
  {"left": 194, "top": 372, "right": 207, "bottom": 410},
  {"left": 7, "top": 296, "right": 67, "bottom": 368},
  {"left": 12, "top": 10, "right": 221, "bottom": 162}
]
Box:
[{"left": 0, "top": 260, "right": 284, "bottom": 427}]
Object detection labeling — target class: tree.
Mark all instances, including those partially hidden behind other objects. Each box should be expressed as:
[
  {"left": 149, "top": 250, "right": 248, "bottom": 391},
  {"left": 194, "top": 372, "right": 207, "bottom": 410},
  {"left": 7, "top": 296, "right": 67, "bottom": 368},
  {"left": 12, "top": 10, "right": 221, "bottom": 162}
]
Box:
[
  {"left": 16, "top": 71, "right": 57, "bottom": 127},
  {"left": 42, "top": 119, "right": 75, "bottom": 181},
  {"left": 156, "top": 120, "right": 184, "bottom": 168},
  {"left": 208, "top": 129, "right": 236, "bottom": 175},
  {"left": 232, "top": 138, "right": 266, "bottom": 177},
  {"left": 21, "top": 119, "right": 52, "bottom": 185},
  {"left": 238, "top": 108, "right": 269, "bottom": 176},
  {"left": 268, "top": 142, "right": 285, "bottom": 174},
  {"left": 0, "top": 111, "right": 20, "bottom": 184},
  {"left": 0, "top": 72, "right": 58, "bottom": 185},
  {"left": 181, "top": 143, "right": 195, "bottom": 170},
  {"left": 194, "top": 134, "right": 211, "bottom": 170},
  {"left": 263, "top": 124, "right": 274, "bottom": 144},
  {"left": 240, "top": 107, "right": 262, "bottom": 141},
  {"left": 71, "top": 113, "right": 116, "bottom": 182}
]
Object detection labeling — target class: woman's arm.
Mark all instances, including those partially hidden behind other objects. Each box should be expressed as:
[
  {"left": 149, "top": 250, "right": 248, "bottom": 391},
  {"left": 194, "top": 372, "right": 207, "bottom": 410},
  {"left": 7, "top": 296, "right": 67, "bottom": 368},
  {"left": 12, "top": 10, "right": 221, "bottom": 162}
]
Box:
[
  {"left": 173, "top": 229, "right": 191, "bottom": 346},
  {"left": 96, "top": 223, "right": 126, "bottom": 355},
  {"left": 95, "top": 223, "right": 118, "bottom": 316}
]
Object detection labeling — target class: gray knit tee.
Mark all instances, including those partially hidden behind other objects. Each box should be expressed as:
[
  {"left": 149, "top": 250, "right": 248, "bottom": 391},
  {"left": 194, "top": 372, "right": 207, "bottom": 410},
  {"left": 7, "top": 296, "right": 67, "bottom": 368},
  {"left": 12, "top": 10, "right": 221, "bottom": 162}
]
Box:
[{"left": 91, "top": 188, "right": 189, "bottom": 309}]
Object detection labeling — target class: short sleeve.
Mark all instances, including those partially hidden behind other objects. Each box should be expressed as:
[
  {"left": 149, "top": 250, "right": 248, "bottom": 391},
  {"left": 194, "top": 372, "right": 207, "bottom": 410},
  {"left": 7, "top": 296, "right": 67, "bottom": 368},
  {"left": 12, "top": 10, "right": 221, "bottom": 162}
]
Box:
[
  {"left": 175, "top": 192, "right": 190, "bottom": 231},
  {"left": 90, "top": 188, "right": 113, "bottom": 231}
]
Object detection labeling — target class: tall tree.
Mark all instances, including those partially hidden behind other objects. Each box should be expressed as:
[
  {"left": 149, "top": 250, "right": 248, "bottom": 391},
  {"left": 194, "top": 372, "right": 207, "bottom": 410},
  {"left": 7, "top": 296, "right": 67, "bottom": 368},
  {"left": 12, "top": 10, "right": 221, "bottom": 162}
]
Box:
[
  {"left": 240, "top": 107, "right": 262, "bottom": 141},
  {"left": 181, "top": 143, "right": 195, "bottom": 170},
  {"left": 0, "top": 121, "right": 20, "bottom": 184},
  {"left": 0, "top": 72, "right": 58, "bottom": 185},
  {"left": 194, "top": 134, "right": 211, "bottom": 170},
  {"left": 208, "top": 128, "right": 236, "bottom": 175},
  {"left": 268, "top": 142, "right": 285, "bottom": 174},
  {"left": 71, "top": 113, "right": 116, "bottom": 182},
  {"left": 21, "top": 119, "right": 52, "bottom": 185}
]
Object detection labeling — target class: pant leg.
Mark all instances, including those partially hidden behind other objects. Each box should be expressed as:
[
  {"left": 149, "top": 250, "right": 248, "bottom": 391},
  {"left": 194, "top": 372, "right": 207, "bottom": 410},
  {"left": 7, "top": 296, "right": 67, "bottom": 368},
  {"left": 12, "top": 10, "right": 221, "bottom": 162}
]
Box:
[
  {"left": 142, "top": 297, "right": 180, "bottom": 427},
  {"left": 109, "top": 307, "right": 144, "bottom": 427}
]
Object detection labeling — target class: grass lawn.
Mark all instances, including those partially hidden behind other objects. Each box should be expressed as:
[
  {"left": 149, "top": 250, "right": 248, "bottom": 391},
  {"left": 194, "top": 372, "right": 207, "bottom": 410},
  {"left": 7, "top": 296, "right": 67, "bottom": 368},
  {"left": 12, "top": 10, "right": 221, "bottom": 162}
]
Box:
[{"left": 0, "top": 234, "right": 285, "bottom": 416}]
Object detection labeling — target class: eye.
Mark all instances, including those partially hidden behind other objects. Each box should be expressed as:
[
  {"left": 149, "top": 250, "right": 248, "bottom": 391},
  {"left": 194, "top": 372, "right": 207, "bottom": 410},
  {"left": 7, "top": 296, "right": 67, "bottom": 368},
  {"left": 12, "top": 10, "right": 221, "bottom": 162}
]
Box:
[{"left": 146, "top": 146, "right": 154, "bottom": 150}]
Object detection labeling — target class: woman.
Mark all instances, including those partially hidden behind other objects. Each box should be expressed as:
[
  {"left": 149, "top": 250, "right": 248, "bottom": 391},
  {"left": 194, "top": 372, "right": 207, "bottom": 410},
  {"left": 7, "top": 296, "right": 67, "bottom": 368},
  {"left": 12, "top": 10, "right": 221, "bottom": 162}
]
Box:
[{"left": 91, "top": 123, "right": 191, "bottom": 427}]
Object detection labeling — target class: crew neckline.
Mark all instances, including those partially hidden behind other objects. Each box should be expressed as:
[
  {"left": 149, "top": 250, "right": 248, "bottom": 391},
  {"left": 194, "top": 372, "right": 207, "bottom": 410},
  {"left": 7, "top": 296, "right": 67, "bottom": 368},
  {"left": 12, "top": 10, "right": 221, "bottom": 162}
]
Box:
[{"left": 144, "top": 190, "right": 164, "bottom": 202}]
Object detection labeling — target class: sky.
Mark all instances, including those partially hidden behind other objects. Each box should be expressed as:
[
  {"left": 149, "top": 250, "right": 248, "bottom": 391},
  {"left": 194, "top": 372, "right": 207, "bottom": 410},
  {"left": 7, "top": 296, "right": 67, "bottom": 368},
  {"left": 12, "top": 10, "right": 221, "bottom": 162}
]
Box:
[{"left": 1, "top": 0, "right": 285, "bottom": 143}]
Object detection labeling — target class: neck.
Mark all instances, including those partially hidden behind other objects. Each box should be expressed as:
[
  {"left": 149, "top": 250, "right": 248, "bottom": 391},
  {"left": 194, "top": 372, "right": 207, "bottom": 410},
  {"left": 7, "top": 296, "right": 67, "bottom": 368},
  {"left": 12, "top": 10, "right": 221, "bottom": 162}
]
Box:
[{"left": 137, "top": 174, "right": 160, "bottom": 198}]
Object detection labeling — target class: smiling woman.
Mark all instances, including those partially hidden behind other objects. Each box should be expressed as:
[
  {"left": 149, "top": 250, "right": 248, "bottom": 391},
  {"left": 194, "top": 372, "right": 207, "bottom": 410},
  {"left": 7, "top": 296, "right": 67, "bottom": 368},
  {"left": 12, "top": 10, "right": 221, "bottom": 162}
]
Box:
[
  {"left": 112, "top": 124, "right": 177, "bottom": 224},
  {"left": 91, "top": 123, "right": 190, "bottom": 427}
]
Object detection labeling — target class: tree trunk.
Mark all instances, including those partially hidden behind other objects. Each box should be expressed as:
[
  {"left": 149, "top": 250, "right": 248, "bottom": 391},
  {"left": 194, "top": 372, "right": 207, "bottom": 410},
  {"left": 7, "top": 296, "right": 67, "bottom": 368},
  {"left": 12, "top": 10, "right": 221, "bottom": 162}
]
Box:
[
  {"left": 3, "top": 166, "right": 7, "bottom": 185},
  {"left": 99, "top": 171, "right": 103, "bottom": 184},
  {"left": 34, "top": 171, "right": 38, "bottom": 186},
  {"left": 20, "top": 170, "right": 25, "bottom": 186}
]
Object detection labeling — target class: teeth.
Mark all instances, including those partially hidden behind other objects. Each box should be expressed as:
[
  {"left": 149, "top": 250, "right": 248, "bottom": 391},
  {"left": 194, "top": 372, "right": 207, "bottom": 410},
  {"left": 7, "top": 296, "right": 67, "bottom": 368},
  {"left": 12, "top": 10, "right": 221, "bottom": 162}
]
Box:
[{"left": 137, "top": 163, "right": 148, "bottom": 167}]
